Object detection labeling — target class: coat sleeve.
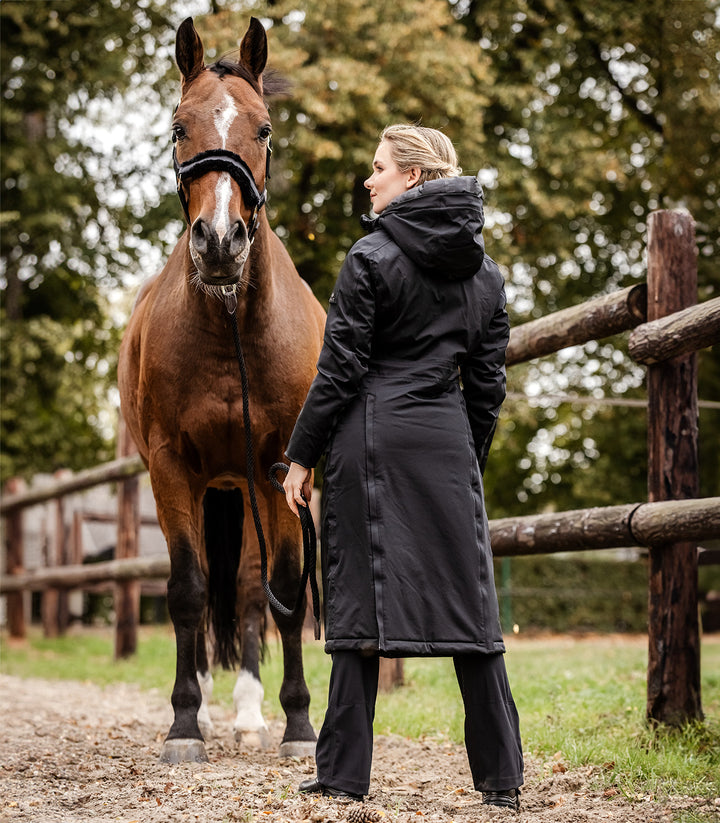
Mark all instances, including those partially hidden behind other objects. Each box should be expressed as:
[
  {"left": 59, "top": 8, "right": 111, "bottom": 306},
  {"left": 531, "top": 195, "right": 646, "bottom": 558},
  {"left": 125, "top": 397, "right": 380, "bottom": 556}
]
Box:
[
  {"left": 285, "top": 247, "right": 376, "bottom": 468},
  {"left": 460, "top": 283, "right": 510, "bottom": 475}
]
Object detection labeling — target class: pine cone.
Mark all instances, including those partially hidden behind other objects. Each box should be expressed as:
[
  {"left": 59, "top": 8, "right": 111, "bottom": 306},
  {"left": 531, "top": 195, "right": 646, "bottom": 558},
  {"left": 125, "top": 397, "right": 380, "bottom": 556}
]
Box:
[{"left": 346, "top": 807, "right": 385, "bottom": 823}]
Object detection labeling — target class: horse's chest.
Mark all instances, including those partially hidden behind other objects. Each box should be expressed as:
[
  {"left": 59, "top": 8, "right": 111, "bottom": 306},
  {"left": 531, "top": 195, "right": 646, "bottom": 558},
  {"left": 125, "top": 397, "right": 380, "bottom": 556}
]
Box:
[{"left": 177, "top": 371, "right": 276, "bottom": 436}]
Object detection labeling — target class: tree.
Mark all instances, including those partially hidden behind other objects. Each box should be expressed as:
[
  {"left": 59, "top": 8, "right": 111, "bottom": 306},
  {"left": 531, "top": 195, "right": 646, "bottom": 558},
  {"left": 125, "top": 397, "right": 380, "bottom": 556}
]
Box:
[
  {"left": 0, "top": 0, "right": 176, "bottom": 482},
  {"left": 3, "top": 0, "right": 716, "bottom": 508},
  {"left": 453, "top": 0, "right": 720, "bottom": 509}
]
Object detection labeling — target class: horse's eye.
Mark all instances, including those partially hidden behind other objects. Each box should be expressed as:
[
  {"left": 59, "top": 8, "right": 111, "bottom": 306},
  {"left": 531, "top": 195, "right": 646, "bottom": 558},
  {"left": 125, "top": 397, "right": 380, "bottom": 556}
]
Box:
[
  {"left": 258, "top": 125, "right": 272, "bottom": 142},
  {"left": 172, "top": 124, "right": 186, "bottom": 144}
]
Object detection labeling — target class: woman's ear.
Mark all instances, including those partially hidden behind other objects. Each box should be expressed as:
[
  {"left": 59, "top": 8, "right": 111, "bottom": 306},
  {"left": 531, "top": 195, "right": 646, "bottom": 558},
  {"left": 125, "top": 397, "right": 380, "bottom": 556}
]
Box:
[{"left": 405, "top": 167, "right": 422, "bottom": 188}]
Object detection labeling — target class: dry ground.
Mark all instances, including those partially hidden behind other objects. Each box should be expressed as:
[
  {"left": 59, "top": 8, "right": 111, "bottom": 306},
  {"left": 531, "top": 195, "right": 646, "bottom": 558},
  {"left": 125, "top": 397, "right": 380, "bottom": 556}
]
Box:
[{"left": 2, "top": 672, "right": 718, "bottom": 823}]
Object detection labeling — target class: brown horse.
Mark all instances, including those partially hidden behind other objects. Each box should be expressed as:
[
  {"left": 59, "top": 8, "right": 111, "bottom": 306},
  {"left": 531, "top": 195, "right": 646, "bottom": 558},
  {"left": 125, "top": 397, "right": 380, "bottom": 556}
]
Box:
[{"left": 118, "top": 17, "right": 325, "bottom": 764}]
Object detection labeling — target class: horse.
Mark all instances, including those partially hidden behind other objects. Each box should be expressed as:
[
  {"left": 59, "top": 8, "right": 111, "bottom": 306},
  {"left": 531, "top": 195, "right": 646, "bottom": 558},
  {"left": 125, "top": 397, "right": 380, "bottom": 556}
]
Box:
[{"left": 118, "top": 16, "right": 326, "bottom": 764}]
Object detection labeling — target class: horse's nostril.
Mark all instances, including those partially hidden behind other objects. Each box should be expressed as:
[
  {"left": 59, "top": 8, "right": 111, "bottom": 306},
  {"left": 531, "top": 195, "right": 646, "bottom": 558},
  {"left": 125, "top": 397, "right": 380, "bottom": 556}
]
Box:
[
  {"left": 225, "top": 220, "right": 248, "bottom": 258},
  {"left": 191, "top": 219, "right": 212, "bottom": 255}
]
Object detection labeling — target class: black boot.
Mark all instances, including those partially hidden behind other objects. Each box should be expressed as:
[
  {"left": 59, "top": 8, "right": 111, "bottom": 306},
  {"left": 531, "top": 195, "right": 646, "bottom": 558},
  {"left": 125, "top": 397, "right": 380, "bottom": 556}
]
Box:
[
  {"left": 482, "top": 788, "right": 521, "bottom": 810},
  {"left": 298, "top": 777, "right": 363, "bottom": 801}
]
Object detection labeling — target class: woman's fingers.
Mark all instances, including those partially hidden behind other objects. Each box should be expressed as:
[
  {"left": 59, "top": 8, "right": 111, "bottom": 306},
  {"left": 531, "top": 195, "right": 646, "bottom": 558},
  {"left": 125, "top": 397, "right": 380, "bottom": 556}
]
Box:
[{"left": 283, "top": 463, "right": 311, "bottom": 517}]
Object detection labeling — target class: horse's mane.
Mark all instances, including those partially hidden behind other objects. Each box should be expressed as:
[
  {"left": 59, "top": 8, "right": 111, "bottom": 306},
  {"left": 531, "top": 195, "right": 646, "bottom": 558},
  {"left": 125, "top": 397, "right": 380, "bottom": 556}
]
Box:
[{"left": 209, "top": 58, "right": 291, "bottom": 101}]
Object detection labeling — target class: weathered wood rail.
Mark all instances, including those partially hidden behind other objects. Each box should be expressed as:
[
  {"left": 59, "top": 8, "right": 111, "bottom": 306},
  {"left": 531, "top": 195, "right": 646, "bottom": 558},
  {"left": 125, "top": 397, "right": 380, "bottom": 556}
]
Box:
[
  {"left": 3, "top": 496, "right": 718, "bottom": 593},
  {"left": 0, "top": 455, "right": 144, "bottom": 516},
  {"left": 505, "top": 283, "right": 647, "bottom": 366},
  {"left": 2, "top": 208, "right": 718, "bottom": 725}
]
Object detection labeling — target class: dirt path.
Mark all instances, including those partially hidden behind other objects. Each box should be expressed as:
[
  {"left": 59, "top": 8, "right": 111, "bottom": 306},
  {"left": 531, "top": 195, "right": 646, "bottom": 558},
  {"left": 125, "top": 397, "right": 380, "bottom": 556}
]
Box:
[{"left": 1, "top": 673, "right": 717, "bottom": 822}]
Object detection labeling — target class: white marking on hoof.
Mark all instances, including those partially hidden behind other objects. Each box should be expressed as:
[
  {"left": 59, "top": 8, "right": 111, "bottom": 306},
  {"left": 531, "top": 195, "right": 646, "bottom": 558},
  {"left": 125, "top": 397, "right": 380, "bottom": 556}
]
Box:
[
  {"left": 197, "top": 670, "right": 215, "bottom": 740},
  {"left": 159, "top": 738, "right": 208, "bottom": 764},
  {"left": 279, "top": 739, "right": 317, "bottom": 758},
  {"left": 232, "top": 670, "right": 268, "bottom": 743}
]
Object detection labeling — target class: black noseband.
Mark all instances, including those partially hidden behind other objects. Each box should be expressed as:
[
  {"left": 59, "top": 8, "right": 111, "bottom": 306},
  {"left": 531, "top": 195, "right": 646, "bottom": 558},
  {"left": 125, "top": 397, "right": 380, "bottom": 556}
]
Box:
[{"left": 173, "top": 143, "right": 271, "bottom": 240}]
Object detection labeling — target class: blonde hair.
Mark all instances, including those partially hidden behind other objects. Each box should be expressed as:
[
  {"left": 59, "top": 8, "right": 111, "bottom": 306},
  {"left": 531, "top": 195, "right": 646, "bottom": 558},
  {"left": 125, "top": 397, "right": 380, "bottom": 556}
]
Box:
[{"left": 380, "top": 124, "right": 461, "bottom": 185}]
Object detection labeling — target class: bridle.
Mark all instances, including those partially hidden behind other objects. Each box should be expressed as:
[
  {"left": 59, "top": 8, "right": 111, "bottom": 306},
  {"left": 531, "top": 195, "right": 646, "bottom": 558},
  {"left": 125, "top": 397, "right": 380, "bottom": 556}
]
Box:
[{"left": 172, "top": 138, "right": 272, "bottom": 242}]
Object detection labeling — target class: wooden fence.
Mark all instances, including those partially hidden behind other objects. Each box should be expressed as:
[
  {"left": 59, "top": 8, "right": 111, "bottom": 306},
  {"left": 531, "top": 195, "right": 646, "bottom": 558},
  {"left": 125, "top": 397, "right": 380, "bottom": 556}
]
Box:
[{"left": 2, "top": 209, "right": 720, "bottom": 725}]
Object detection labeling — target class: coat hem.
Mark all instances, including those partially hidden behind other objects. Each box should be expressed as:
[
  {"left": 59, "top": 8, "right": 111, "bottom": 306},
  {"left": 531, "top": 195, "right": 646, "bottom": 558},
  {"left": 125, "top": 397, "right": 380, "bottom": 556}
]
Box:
[{"left": 323, "top": 639, "right": 506, "bottom": 657}]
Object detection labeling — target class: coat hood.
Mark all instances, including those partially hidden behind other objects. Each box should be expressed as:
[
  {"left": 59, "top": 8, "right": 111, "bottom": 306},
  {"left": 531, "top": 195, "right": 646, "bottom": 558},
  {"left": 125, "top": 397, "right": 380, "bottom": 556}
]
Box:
[{"left": 361, "top": 174, "right": 486, "bottom": 280}]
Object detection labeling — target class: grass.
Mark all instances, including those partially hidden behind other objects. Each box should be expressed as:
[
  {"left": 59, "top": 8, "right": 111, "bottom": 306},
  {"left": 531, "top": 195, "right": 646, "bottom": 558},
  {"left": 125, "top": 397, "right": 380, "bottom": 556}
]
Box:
[{"left": 2, "top": 627, "right": 719, "bottom": 804}]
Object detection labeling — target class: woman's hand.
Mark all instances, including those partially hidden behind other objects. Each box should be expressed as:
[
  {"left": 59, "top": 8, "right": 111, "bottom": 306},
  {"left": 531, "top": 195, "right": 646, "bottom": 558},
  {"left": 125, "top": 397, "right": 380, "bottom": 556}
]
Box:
[{"left": 283, "top": 462, "right": 313, "bottom": 517}]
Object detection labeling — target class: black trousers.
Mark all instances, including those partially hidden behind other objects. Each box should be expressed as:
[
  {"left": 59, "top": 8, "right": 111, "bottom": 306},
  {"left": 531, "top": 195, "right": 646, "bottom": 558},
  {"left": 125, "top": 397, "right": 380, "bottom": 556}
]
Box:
[{"left": 314, "top": 650, "right": 524, "bottom": 796}]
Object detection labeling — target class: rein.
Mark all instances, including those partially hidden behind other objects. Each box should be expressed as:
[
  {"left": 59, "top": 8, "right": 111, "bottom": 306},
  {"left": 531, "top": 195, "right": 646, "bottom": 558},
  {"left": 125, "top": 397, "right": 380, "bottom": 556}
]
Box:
[{"left": 223, "top": 286, "right": 321, "bottom": 640}]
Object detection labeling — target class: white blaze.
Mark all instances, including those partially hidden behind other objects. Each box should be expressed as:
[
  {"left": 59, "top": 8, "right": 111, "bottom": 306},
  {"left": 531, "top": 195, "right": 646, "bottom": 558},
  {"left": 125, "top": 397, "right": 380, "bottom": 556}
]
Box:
[{"left": 213, "top": 92, "right": 239, "bottom": 242}]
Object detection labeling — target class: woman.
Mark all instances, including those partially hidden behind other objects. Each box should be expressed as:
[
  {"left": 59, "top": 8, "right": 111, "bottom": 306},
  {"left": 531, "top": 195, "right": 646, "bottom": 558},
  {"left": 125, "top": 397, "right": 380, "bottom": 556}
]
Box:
[{"left": 283, "top": 125, "right": 523, "bottom": 809}]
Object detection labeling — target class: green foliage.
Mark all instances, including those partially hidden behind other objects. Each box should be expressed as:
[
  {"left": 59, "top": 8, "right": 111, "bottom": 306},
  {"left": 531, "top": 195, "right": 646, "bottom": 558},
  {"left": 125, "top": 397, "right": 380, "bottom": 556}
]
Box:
[
  {"left": 456, "top": 0, "right": 719, "bottom": 303},
  {"left": 493, "top": 555, "right": 650, "bottom": 633},
  {"left": 2, "top": 0, "right": 717, "bottom": 508},
  {"left": 0, "top": 311, "right": 118, "bottom": 479},
  {"left": 0, "top": 0, "right": 176, "bottom": 319},
  {"left": 454, "top": 0, "right": 720, "bottom": 510},
  {"left": 0, "top": 0, "right": 177, "bottom": 482}
]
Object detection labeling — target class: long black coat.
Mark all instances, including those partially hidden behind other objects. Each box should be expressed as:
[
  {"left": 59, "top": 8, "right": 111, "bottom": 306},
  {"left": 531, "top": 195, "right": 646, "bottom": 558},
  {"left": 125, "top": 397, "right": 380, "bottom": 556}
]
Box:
[{"left": 286, "top": 175, "right": 508, "bottom": 656}]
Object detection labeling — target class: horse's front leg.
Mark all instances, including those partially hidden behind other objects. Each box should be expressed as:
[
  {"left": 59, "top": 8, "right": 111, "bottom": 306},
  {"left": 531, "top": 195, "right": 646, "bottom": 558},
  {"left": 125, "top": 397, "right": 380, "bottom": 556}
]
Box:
[
  {"left": 269, "top": 505, "right": 316, "bottom": 757},
  {"left": 152, "top": 464, "right": 208, "bottom": 764}
]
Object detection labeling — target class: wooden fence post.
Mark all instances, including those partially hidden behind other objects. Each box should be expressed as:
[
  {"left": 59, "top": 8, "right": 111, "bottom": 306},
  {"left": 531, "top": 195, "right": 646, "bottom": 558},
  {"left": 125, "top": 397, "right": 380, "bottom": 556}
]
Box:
[
  {"left": 114, "top": 416, "right": 141, "bottom": 659},
  {"left": 645, "top": 209, "right": 702, "bottom": 725},
  {"left": 4, "top": 477, "right": 27, "bottom": 638},
  {"left": 42, "top": 470, "right": 71, "bottom": 637},
  {"left": 378, "top": 658, "right": 404, "bottom": 692}
]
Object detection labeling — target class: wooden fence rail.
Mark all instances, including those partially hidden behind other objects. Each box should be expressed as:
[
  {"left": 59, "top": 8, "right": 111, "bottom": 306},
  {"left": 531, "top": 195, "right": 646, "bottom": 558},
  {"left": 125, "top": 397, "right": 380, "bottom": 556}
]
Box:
[
  {"left": 628, "top": 295, "right": 720, "bottom": 365},
  {"left": 0, "top": 455, "right": 144, "bottom": 516},
  {"left": 1, "top": 208, "right": 717, "bottom": 726},
  {"left": 505, "top": 283, "right": 647, "bottom": 366},
  {"left": 1, "top": 557, "right": 170, "bottom": 593},
  {"left": 490, "top": 497, "right": 720, "bottom": 556},
  {"left": 3, "top": 497, "right": 718, "bottom": 594}
]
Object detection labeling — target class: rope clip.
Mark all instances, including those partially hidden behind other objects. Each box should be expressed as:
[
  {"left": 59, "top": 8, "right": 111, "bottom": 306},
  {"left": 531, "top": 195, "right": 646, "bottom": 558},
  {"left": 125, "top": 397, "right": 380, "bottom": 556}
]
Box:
[{"left": 221, "top": 283, "right": 238, "bottom": 315}]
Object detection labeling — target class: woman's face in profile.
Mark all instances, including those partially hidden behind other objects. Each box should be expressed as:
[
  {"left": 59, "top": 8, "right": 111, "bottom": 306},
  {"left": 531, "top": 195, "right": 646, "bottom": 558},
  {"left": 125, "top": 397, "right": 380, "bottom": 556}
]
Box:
[{"left": 364, "top": 140, "right": 416, "bottom": 214}]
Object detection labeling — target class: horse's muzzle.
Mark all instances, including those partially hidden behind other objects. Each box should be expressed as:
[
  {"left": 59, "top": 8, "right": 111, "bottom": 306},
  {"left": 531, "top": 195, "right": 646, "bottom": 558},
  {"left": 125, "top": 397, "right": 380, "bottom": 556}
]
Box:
[{"left": 190, "top": 217, "right": 250, "bottom": 284}]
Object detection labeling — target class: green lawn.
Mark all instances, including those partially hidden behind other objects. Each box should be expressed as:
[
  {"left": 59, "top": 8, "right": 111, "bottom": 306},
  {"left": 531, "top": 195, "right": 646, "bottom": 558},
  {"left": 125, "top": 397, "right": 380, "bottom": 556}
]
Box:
[{"left": 2, "top": 627, "right": 718, "bottom": 802}]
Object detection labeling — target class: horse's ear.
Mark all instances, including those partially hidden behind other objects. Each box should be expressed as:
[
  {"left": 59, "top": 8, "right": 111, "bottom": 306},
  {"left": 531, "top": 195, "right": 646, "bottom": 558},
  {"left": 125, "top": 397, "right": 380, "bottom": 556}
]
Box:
[
  {"left": 240, "top": 17, "right": 267, "bottom": 81},
  {"left": 176, "top": 17, "right": 204, "bottom": 85}
]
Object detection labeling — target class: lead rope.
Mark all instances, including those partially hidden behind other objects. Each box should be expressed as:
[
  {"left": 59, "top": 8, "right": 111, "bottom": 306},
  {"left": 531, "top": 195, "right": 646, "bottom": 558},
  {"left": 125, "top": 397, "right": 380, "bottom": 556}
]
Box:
[{"left": 222, "top": 286, "right": 321, "bottom": 640}]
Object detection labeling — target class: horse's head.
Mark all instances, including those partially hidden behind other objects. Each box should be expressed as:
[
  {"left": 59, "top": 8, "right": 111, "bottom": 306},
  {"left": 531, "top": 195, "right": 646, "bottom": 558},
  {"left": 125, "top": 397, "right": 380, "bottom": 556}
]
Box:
[{"left": 173, "top": 17, "right": 272, "bottom": 291}]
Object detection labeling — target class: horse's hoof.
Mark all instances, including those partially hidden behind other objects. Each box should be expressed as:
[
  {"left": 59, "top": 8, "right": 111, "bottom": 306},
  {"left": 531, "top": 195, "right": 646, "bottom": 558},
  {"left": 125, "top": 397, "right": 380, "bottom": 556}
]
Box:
[
  {"left": 279, "top": 739, "right": 317, "bottom": 758},
  {"left": 234, "top": 728, "right": 271, "bottom": 750},
  {"left": 159, "top": 738, "right": 209, "bottom": 764}
]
